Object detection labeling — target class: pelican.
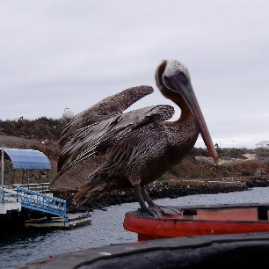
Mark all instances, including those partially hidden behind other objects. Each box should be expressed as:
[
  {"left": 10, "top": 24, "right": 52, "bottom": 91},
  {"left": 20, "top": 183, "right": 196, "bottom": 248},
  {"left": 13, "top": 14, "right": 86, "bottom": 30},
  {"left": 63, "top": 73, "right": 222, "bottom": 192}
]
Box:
[{"left": 53, "top": 59, "right": 218, "bottom": 217}]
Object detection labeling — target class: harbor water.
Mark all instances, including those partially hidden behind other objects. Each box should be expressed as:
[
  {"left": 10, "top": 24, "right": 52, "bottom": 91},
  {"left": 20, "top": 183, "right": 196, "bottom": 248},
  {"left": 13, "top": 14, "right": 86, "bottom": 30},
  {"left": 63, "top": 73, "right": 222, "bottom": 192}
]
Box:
[{"left": 1, "top": 187, "right": 269, "bottom": 269}]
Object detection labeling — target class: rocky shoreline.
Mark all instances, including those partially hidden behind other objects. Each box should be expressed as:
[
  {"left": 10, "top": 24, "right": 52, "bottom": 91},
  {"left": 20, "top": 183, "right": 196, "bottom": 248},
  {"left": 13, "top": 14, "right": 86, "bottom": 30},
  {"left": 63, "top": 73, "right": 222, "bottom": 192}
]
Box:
[
  {"left": 1, "top": 178, "right": 268, "bottom": 236},
  {"left": 51, "top": 179, "right": 261, "bottom": 213}
]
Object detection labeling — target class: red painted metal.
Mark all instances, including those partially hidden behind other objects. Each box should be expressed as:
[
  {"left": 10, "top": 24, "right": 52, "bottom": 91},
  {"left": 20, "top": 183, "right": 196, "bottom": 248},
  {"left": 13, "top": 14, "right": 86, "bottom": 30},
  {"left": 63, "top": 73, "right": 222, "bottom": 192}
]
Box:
[{"left": 123, "top": 204, "right": 269, "bottom": 241}]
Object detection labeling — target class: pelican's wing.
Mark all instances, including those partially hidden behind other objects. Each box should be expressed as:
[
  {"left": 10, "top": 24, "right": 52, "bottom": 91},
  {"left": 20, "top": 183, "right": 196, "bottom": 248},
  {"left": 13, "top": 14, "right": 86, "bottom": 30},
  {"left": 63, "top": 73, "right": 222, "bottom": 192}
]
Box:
[
  {"left": 55, "top": 104, "right": 175, "bottom": 181},
  {"left": 60, "top": 85, "right": 153, "bottom": 141},
  {"left": 57, "top": 86, "right": 153, "bottom": 174}
]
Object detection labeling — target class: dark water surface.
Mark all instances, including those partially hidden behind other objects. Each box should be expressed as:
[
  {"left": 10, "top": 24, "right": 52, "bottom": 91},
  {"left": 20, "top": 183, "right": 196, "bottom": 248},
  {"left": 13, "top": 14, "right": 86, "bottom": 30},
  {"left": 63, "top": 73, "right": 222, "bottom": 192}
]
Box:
[{"left": 1, "top": 187, "right": 269, "bottom": 269}]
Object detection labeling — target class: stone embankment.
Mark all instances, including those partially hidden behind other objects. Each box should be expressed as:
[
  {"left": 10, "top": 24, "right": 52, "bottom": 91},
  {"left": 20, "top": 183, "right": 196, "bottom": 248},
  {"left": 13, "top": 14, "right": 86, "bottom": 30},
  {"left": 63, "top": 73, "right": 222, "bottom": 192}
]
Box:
[{"left": 51, "top": 178, "right": 255, "bottom": 213}]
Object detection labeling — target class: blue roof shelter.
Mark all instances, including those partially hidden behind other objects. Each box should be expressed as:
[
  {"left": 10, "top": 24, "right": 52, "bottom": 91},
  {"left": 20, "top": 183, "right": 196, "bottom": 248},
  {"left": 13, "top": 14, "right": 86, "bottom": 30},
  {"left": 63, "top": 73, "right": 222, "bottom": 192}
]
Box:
[
  {"left": 1, "top": 148, "right": 51, "bottom": 185},
  {"left": 3, "top": 148, "right": 51, "bottom": 170}
]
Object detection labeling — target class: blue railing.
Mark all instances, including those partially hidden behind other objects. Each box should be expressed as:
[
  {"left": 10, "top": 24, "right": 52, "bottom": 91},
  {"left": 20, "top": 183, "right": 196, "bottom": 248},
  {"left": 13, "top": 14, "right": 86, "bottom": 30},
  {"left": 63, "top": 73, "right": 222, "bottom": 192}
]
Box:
[{"left": 17, "top": 187, "right": 66, "bottom": 217}]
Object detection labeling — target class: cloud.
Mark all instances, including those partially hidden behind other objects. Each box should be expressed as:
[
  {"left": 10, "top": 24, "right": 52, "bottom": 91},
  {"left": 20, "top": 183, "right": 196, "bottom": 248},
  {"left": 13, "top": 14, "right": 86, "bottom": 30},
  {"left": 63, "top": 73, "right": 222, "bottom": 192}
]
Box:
[{"left": 1, "top": 0, "right": 269, "bottom": 149}]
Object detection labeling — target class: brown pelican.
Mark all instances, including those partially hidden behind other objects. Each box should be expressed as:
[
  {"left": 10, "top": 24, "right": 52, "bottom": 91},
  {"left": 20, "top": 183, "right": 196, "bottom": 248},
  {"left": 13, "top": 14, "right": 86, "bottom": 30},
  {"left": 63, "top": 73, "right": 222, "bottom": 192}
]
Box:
[{"left": 53, "top": 59, "right": 218, "bottom": 217}]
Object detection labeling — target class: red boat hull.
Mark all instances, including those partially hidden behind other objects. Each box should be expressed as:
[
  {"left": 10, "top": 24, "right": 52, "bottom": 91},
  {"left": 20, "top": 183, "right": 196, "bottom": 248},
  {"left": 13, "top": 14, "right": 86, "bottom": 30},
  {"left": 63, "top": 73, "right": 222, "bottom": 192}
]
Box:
[{"left": 124, "top": 204, "right": 269, "bottom": 241}]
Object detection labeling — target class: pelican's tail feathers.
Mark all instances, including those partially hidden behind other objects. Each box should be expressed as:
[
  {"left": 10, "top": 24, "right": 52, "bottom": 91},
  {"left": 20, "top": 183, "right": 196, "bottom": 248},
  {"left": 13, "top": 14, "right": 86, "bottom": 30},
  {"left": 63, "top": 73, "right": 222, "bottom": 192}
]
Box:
[{"left": 73, "top": 179, "right": 112, "bottom": 206}]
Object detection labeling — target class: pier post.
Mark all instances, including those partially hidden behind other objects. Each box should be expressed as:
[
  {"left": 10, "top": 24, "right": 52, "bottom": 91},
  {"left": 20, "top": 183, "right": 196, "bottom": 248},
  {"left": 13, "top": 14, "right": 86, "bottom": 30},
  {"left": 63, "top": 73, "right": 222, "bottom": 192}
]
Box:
[{"left": 1, "top": 143, "right": 4, "bottom": 204}]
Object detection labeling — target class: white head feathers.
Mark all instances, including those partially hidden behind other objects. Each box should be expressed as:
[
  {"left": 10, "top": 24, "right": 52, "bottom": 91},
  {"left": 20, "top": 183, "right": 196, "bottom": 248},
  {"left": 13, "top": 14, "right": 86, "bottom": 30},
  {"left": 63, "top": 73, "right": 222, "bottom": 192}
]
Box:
[{"left": 162, "top": 60, "right": 191, "bottom": 81}]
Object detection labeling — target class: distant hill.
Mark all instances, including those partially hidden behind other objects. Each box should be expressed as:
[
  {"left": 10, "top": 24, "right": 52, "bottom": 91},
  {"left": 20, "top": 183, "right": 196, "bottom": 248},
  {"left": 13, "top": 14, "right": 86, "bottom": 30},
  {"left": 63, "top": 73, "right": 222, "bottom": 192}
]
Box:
[{"left": 0, "top": 117, "right": 268, "bottom": 189}]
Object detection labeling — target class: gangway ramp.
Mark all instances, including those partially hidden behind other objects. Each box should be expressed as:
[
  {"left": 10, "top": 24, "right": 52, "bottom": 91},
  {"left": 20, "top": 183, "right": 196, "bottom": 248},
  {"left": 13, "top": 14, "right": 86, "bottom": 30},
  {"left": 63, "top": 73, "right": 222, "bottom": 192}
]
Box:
[
  {"left": 17, "top": 187, "right": 66, "bottom": 217},
  {"left": 1, "top": 145, "right": 66, "bottom": 216}
]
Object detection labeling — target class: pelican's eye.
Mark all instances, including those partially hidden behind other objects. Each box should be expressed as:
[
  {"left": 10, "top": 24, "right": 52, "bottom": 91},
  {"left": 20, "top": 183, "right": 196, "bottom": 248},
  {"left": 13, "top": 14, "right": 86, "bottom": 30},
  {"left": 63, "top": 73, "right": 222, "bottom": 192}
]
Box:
[
  {"left": 163, "top": 76, "right": 174, "bottom": 91},
  {"left": 177, "top": 72, "right": 189, "bottom": 86}
]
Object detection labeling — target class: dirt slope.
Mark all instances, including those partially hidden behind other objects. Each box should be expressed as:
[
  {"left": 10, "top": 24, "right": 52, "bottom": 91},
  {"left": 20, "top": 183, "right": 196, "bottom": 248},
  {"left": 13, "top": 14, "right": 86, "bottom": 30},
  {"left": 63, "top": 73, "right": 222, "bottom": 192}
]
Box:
[{"left": 1, "top": 134, "right": 268, "bottom": 190}]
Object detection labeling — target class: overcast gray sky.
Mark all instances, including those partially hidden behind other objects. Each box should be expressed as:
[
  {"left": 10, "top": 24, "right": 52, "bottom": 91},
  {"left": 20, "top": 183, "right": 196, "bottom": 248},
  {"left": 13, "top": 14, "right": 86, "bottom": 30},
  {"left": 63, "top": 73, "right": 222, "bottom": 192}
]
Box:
[{"left": 1, "top": 1, "right": 269, "bottom": 149}]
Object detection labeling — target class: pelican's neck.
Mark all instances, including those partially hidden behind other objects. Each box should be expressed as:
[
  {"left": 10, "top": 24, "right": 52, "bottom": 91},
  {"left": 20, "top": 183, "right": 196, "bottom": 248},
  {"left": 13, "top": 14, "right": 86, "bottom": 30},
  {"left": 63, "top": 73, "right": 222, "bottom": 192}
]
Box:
[
  {"left": 155, "top": 61, "right": 193, "bottom": 124},
  {"left": 162, "top": 91, "right": 193, "bottom": 124},
  {"left": 173, "top": 95, "right": 193, "bottom": 123}
]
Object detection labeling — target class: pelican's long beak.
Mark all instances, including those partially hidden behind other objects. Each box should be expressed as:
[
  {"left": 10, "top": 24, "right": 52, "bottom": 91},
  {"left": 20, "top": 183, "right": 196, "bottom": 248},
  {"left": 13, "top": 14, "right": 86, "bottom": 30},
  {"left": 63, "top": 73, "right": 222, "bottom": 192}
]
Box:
[{"left": 164, "top": 72, "right": 219, "bottom": 164}]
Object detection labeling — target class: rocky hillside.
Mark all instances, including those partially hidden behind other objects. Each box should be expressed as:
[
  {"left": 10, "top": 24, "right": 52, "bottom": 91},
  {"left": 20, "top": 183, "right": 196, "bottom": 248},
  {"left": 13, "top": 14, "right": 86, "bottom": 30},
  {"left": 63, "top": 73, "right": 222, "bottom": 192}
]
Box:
[{"left": 0, "top": 117, "right": 269, "bottom": 190}]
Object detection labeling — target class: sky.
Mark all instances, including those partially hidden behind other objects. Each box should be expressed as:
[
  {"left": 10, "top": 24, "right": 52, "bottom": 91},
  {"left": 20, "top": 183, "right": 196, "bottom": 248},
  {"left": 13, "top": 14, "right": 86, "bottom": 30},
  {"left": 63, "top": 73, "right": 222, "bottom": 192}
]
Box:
[{"left": 1, "top": 1, "right": 269, "bottom": 149}]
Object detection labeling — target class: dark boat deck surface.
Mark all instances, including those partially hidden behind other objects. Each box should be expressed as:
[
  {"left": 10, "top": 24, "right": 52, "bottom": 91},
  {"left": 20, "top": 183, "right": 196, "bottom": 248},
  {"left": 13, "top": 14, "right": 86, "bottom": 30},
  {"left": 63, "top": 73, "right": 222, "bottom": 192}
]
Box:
[{"left": 22, "top": 232, "right": 269, "bottom": 269}]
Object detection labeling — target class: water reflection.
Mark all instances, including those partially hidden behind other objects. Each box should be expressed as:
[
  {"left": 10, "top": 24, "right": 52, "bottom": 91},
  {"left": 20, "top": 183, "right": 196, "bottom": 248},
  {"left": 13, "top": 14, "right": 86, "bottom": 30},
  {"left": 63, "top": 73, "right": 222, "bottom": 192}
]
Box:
[{"left": 1, "top": 187, "right": 269, "bottom": 269}]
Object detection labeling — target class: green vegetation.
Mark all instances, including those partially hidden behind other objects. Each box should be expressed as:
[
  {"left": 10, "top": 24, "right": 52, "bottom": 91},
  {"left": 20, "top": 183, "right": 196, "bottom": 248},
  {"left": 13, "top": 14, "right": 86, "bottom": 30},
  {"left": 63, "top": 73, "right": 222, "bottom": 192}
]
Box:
[
  {"left": 189, "top": 170, "right": 201, "bottom": 178},
  {"left": 188, "top": 147, "right": 210, "bottom": 157},
  {"left": 169, "top": 167, "right": 179, "bottom": 177},
  {"left": 188, "top": 147, "right": 251, "bottom": 159},
  {"left": 0, "top": 116, "right": 65, "bottom": 140}
]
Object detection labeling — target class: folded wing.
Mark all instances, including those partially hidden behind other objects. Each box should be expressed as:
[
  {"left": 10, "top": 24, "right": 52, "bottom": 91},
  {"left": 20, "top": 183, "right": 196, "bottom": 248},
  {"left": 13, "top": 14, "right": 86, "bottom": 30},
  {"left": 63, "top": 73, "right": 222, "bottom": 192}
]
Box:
[
  {"left": 57, "top": 85, "right": 153, "bottom": 174},
  {"left": 56, "top": 104, "right": 175, "bottom": 179}
]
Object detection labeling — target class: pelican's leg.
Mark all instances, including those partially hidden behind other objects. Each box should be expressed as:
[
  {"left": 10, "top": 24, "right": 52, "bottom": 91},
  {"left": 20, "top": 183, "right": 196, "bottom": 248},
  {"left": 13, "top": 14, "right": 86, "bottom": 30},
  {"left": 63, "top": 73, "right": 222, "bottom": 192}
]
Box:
[
  {"left": 141, "top": 186, "right": 157, "bottom": 207},
  {"left": 133, "top": 184, "right": 156, "bottom": 217},
  {"left": 141, "top": 186, "right": 163, "bottom": 218},
  {"left": 142, "top": 186, "right": 181, "bottom": 216}
]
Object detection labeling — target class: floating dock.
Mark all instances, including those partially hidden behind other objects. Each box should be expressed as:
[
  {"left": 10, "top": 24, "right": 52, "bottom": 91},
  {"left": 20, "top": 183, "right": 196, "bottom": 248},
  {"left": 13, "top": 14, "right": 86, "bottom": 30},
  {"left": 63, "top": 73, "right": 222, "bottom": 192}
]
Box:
[
  {"left": 1, "top": 146, "right": 92, "bottom": 230},
  {"left": 25, "top": 213, "right": 91, "bottom": 229},
  {"left": 1, "top": 147, "right": 67, "bottom": 223}
]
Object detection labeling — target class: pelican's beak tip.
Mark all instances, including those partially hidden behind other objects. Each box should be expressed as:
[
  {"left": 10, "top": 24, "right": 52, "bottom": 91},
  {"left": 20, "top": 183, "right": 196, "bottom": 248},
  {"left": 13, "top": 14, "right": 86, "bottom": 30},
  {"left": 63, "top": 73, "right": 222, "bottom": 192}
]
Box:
[{"left": 215, "top": 158, "right": 219, "bottom": 165}]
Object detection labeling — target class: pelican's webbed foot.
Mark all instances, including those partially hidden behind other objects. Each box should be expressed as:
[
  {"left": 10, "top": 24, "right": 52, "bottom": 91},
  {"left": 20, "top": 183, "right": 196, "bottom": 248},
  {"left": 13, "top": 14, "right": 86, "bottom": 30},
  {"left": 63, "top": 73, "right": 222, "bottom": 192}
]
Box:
[
  {"left": 138, "top": 206, "right": 163, "bottom": 219},
  {"left": 134, "top": 184, "right": 163, "bottom": 218},
  {"left": 139, "top": 205, "right": 181, "bottom": 218},
  {"left": 134, "top": 184, "right": 182, "bottom": 218},
  {"left": 157, "top": 206, "right": 181, "bottom": 215},
  {"left": 142, "top": 186, "right": 182, "bottom": 216}
]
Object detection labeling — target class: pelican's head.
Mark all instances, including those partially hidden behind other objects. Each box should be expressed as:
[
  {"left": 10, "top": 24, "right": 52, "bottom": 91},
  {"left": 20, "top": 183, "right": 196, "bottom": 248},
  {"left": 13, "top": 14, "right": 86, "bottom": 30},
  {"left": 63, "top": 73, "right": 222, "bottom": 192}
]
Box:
[{"left": 156, "top": 59, "right": 219, "bottom": 164}]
